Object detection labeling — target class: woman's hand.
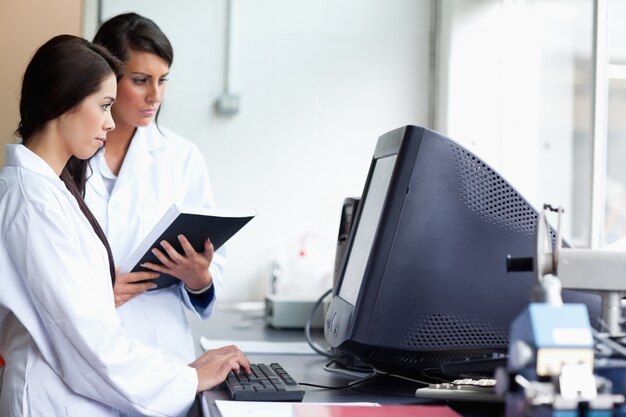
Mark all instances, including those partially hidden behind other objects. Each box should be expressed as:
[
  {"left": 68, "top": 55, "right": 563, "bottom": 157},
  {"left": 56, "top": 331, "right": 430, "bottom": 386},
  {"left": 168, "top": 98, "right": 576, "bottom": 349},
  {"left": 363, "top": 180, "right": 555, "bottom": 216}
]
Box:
[
  {"left": 189, "top": 345, "right": 242, "bottom": 369},
  {"left": 141, "top": 235, "right": 214, "bottom": 290},
  {"left": 191, "top": 345, "right": 251, "bottom": 392},
  {"left": 113, "top": 270, "right": 159, "bottom": 307}
]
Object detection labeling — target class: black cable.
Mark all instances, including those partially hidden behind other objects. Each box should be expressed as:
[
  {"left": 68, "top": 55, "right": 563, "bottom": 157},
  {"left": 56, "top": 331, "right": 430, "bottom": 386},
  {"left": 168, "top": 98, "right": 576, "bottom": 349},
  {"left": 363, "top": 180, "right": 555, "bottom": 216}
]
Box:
[
  {"left": 304, "top": 288, "right": 340, "bottom": 358},
  {"left": 300, "top": 363, "right": 429, "bottom": 398},
  {"left": 304, "top": 290, "right": 375, "bottom": 374},
  {"left": 323, "top": 359, "right": 373, "bottom": 377},
  {"left": 419, "top": 367, "right": 456, "bottom": 384},
  {"left": 299, "top": 372, "right": 377, "bottom": 390},
  {"left": 373, "top": 368, "right": 434, "bottom": 386}
]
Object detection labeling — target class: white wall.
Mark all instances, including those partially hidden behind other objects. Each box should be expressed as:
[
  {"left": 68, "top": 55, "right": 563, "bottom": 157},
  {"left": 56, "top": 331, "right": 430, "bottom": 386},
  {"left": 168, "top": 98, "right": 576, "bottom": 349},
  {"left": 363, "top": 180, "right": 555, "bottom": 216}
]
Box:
[
  {"left": 98, "top": 0, "right": 432, "bottom": 300},
  {"left": 437, "top": 0, "right": 541, "bottom": 206},
  {"left": 435, "top": 0, "right": 591, "bottom": 241}
]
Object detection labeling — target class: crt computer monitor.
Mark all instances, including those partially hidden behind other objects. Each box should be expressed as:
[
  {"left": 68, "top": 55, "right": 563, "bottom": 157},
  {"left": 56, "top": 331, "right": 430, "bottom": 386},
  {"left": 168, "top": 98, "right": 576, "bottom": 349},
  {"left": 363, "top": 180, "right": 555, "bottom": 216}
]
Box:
[{"left": 324, "top": 125, "right": 600, "bottom": 376}]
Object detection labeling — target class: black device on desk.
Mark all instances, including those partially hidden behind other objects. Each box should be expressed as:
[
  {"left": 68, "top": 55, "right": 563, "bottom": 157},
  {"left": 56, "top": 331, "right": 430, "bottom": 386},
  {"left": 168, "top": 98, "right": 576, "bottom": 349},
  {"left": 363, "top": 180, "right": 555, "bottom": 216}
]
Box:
[
  {"left": 324, "top": 125, "right": 601, "bottom": 380},
  {"left": 334, "top": 197, "right": 360, "bottom": 287},
  {"left": 223, "top": 363, "right": 305, "bottom": 401}
]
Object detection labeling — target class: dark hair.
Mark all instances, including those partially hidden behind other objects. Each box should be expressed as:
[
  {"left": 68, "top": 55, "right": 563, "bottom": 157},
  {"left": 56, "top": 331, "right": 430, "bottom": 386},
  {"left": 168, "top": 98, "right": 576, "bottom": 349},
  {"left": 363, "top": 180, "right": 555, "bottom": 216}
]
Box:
[
  {"left": 93, "top": 12, "right": 173, "bottom": 127},
  {"left": 17, "top": 34, "right": 121, "bottom": 285}
]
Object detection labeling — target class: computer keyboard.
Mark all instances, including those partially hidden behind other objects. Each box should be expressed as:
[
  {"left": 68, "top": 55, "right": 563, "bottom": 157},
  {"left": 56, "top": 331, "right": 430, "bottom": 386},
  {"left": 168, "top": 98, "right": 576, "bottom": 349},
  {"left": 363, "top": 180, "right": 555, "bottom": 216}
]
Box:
[{"left": 223, "top": 363, "right": 305, "bottom": 401}]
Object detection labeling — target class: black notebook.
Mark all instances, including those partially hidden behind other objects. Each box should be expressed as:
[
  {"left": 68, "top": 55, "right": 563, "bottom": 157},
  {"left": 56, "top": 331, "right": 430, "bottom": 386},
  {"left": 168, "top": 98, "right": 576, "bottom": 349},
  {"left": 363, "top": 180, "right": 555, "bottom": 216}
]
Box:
[{"left": 119, "top": 204, "right": 256, "bottom": 289}]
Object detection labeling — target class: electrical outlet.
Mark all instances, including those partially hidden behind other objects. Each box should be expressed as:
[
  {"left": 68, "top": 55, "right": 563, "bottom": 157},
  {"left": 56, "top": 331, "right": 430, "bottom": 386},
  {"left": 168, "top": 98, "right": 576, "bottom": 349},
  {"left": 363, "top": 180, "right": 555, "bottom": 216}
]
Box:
[{"left": 215, "top": 93, "right": 240, "bottom": 116}]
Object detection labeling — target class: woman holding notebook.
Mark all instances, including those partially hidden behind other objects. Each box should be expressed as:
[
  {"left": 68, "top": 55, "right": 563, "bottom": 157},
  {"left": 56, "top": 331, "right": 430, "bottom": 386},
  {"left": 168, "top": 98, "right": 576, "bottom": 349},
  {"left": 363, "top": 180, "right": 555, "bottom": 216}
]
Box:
[
  {"left": 0, "top": 34, "right": 249, "bottom": 417},
  {"left": 74, "top": 13, "right": 222, "bottom": 365}
]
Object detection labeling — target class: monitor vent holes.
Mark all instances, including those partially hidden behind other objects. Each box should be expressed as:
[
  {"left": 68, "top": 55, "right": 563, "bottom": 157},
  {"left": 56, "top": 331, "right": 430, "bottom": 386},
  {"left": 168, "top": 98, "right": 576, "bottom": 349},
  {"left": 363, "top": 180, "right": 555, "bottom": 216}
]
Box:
[
  {"left": 400, "top": 313, "right": 509, "bottom": 349},
  {"left": 451, "top": 145, "right": 537, "bottom": 236},
  {"left": 395, "top": 352, "right": 476, "bottom": 367}
]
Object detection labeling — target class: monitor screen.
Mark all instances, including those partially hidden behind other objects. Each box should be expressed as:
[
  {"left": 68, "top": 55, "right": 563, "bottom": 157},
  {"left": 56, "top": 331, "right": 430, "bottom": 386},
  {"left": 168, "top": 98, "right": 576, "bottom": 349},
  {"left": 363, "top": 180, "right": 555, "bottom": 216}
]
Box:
[
  {"left": 339, "top": 155, "right": 396, "bottom": 306},
  {"left": 325, "top": 125, "right": 600, "bottom": 377}
]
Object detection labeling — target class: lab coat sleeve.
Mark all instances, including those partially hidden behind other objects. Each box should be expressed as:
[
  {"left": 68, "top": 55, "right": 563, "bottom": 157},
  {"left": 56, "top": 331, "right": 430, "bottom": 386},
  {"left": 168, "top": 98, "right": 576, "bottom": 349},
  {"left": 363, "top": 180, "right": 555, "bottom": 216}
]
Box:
[
  {"left": 178, "top": 145, "right": 224, "bottom": 318},
  {"left": 179, "top": 247, "right": 225, "bottom": 318},
  {"left": 6, "top": 200, "right": 197, "bottom": 417}
]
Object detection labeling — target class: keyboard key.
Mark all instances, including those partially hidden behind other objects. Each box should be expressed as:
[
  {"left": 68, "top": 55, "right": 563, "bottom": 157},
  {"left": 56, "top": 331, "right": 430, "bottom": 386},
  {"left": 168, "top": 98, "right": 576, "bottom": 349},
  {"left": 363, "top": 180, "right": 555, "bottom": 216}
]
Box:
[{"left": 223, "top": 362, "right": 305, "bottom": 401}]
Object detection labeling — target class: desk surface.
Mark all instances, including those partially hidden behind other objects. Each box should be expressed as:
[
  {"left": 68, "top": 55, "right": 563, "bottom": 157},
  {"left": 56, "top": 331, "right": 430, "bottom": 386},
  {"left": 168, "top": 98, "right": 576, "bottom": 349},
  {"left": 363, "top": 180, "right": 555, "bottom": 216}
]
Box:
[{"left": 197, "top": 305, "right": 503, "bottom": 417}]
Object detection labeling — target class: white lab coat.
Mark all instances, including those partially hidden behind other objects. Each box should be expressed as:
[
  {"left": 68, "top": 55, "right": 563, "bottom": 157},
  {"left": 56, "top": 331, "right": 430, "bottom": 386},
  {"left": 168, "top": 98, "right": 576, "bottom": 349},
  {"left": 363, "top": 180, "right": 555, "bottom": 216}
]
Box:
[
  {"left": 84, "top": 124, "right": 223, "bottom": 363},
  {"left": 0, "top": 144, "right": 197, "bottom": 417}
]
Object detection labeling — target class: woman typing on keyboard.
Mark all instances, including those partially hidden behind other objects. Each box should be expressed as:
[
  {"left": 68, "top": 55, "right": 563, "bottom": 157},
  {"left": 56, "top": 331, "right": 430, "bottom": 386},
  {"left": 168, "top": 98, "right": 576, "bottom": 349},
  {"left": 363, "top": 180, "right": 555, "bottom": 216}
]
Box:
[{"left": 0, "top": 35, "right": 249, "bottom": 417}]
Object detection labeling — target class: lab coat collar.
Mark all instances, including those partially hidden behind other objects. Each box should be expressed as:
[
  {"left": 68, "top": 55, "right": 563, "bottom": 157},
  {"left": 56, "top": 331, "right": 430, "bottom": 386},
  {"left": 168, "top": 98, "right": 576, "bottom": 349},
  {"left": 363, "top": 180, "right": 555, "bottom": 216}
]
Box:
[
  {"left": 86, "top": 152, "right": 108, "bottom": 199},
  {"left": 87, "top": 124, "right": 165, "bottom": 199},
  {"left": 140, "top": 123, "right": 167, "bottom": 153},
  {"left": 116, "top": 125, "right": 157, "bottom": 179},
  {"left": 4, "top": 144, "right": 66, "bottom": 188}
]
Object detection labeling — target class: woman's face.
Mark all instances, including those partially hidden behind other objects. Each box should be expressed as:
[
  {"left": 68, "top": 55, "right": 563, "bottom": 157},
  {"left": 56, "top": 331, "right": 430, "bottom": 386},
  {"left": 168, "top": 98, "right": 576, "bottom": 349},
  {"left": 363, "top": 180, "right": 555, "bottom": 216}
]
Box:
[
  {"left": 58, "top": 73, "right": 117, "bottom": 160},
  {"left": 112, "top": 49, "right": 170, "bottom": 130}
]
